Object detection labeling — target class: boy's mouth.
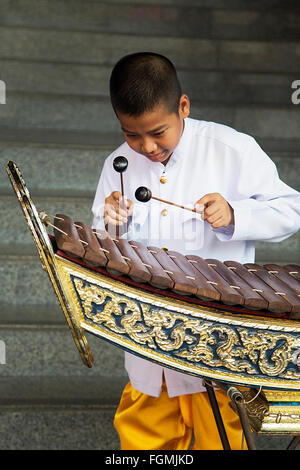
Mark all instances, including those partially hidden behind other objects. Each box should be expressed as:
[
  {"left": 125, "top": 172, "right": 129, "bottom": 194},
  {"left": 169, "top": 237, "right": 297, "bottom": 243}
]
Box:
[{"left": 146, "top": 150, "right": 168, "bottom": 161}]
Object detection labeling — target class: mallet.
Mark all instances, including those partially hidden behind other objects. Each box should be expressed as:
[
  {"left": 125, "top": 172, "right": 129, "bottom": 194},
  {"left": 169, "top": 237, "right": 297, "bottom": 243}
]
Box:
[
  {"left": 113, "top": 156, "right": 128, "bottom": 197},
  {"left": 135, "top": 186, "right": 201, "bottom": 214}
]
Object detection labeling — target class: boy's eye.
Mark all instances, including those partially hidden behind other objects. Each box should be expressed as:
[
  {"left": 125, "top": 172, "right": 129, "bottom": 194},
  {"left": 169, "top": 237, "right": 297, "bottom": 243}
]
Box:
[
  {"left": 124, "top": 129, "right": 166, "bottom": 138},
  {"left": 152, "top": 130, "right": 165, "bottom": 136}
]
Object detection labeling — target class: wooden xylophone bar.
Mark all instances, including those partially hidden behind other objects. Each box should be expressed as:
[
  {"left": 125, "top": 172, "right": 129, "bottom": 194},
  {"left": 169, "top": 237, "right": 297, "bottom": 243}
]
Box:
[{"left": 52, "top": 214, "right": 300, "bottom": 318}]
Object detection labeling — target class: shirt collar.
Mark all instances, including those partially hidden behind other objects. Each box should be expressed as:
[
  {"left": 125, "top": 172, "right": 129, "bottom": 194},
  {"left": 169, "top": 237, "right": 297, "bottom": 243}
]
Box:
[{"left": 165, "top": 117, "right": 192, "bottom": 169}]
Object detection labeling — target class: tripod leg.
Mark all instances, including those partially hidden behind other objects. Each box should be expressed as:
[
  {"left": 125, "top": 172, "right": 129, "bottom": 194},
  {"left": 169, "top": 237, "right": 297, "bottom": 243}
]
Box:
[
  {"left": 287, "top": 436, "right": 300, "bottom": 450},
  {"left": 203, "top": 380, "right": 231, "bottom": 450},
  {"left": 213, "top": 381, "right": 257, "bottom": 450},
  {"left": 233, "top": 396, "right": 256, "bottom": 450},
  {"left": 223, "top": 386, "right": 256, "bottom": 450}
]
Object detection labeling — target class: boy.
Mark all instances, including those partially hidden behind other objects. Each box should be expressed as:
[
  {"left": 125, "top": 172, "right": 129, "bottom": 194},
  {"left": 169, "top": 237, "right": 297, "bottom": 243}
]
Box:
[{"left": 92, "top": 52, "right": 300, "bottom": 450}]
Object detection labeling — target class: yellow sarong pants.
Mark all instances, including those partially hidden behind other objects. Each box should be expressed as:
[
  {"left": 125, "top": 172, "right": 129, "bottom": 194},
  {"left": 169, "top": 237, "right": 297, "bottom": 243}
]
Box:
[{"left": 114, "top": 381, "right": 246, "bottom": 450}]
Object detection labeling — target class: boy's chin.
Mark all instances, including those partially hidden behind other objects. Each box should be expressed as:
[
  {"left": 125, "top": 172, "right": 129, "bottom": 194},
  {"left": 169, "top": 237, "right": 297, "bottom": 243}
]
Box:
[{"left": 145, "top": 150, "right": 171, "bottom": 163}]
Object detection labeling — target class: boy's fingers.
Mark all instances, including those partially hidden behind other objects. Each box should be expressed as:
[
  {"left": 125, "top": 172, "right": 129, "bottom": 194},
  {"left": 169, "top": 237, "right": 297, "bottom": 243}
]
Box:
[
  {"left": 104, "top": 212, "right": 126, "bottom": 226},
  {"left": 107, "top": 194, "right": 133, "bottom": 217},
  {"left": 105, "top": 205, "right": 127, "bottom": 223},
  {"left": 195, "top": 193, "right": 233, "bottom": 227},
  {"left": 205, "top": 205, "right": 222, "bottom": 218},
  {"left": 121, "top": 197, "right": 134, "bottom": 213},
  {"left": 117, "top": 206, "right": 129, "bottom": 218},
  {"left": 112, "top": 191, "right": 122, "bottom": 201},
  {"left": 113, "top": 192, "right": 133, "bottom": 210},
  {"left": 197, "top": 193, "right": 218, "bottom": 206},
  {"left": 104, "top": 214, "right": 119, "bottom": 226},
  {"left": 195, "top": 203, "right": 205, "bottom": 213},
  {"left": 196, "top": 202, "right": 220, "bottom": 220},
  {"left": 194, "top": 193, "right": 220, "bottom": 213},
  {"left": 105, "top": 192, "right": 133, "bottom": 225},
  {"left": 211, "top": 216, "right": 225, "bottom": 228},
  {"left": 208, "top": 213, "right": 223, "bottom": 225},
  {"left": 127, "top": 202, "right": 134, "bottom": 216}
]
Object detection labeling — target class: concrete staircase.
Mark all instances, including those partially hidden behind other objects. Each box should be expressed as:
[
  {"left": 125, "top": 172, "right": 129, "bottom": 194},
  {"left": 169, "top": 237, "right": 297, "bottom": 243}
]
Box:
[{"left": 0, "top": 0, "right": 299, "bottom": 450}]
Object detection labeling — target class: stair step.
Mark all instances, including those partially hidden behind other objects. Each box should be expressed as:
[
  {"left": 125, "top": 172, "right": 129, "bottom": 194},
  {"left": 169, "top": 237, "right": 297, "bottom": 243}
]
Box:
[
  {"left": 1, "top": 93, "right": 300, "bottom": 139},
  {"left": 1, "top": 59, "right": 298, "bottom": 106},
  {"left": 178, "top": 69, "right": 299, "bottom": 105},
  {"left": 0, "top": 304, "right": 65, "bottom": 326},
  {"left": 0, "top": 26, "right": 218, "bottom": 68},
  {"left": 0, "top": 93, "right": 118, "bottom": 133},
  {"left": 0, "top": 376, "right": 127, "bottom": 406},
  {"left": 1, "top": 1, "right": 299, "bottom": 41},
  {"left": 0, "top": 145, "right": 108, "bottom": 196},
  {"left": 0, "top": 403, "right": 294, "bottom": 450},
  {"left": 1, "top": 146, "right": 299, "bottom": 196},
  {"left": 0, "top": 326, "right": 126, "bottom": 378},
  {"left": 0, "top": 195, "right": 94, "bottom": 250},
  {"left": 1, "top": 26, "right": 300, "bottom": 72},
  {"left": 212, "top": 9, "right": 300, "bottom": 41},
  {"left": 0, "top": 405, "right": 120, "bottom": 450},
  {"left": 1, "top": 1, "right": 211, "bottom": 39},
  {"left": 255, "top": 235, "right": 300, "bottom": 263},
  {"left": 101, "top": 0, "right": 300, "bottom": 9},
  {"left": 0, "top": 257, "right": 60, "bottom": 312},
  {"left": 0, "top": 128, "right": 123, "bottom": 149}
]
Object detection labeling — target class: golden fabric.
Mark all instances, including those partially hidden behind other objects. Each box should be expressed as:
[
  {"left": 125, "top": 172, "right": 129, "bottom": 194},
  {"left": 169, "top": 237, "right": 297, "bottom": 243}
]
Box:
[{"left": 114, "top": 381, "right": 246, "bottom": 450}]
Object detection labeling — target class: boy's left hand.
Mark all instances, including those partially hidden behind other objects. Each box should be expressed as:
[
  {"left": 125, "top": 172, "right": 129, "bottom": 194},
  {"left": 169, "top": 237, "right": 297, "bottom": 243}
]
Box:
[{"left": 194, "top": 193, "right": 234, "bottom": 229}]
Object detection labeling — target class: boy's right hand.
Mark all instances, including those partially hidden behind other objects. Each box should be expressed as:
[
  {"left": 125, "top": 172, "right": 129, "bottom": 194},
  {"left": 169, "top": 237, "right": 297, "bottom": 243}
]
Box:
[{"left": 104, "top": 191, "right": 133, "bottom": 228}]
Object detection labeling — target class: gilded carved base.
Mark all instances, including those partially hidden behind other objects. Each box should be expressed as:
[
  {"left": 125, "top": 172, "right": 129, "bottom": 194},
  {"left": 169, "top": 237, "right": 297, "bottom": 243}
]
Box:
[
  {"left": 54, "top": 255, "right": 300, "bottom": 392},
  {"left": 240, "top": 389, "right": 300, "bottom": 434}
]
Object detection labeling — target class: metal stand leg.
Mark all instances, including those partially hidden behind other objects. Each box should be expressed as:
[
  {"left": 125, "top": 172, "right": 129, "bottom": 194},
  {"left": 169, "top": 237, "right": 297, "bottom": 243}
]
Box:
[
  {"left": 203, "top": 379, "right": 231, "bottom": 450},
  {"left": 287, "top": 436, "right": 300, "bottom": 450},
  {"left": 225, "top": 386, "right": 256, "bottom": 450}
]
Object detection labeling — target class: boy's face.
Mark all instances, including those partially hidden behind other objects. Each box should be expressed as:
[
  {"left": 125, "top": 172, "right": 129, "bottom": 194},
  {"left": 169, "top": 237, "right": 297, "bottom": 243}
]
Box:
[{"left": 117, "top": 95, "right": 190, "bottom": 165}]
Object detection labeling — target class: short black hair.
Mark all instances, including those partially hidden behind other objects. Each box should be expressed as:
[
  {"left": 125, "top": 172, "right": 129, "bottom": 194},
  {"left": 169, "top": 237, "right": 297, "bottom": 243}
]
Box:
[{"left": 110, "top": 52, "right": 182, "bottom": 116}]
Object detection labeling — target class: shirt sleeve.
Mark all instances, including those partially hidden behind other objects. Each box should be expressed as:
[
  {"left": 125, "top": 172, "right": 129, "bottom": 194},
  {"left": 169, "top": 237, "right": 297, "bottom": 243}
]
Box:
[{"left": 214, "top": 137, "right": 300, "bottom": 243}]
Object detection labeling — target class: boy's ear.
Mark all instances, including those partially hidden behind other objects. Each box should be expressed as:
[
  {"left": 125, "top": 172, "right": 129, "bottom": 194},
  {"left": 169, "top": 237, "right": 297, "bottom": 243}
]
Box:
[{"left": 178, "top": 94, "right": 190, "bottom": 119}]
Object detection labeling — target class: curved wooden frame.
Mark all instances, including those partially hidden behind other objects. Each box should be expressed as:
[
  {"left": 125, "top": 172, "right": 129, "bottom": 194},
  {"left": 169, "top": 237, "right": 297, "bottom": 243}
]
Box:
[
  {"left": 6, "top": 161, "right": 300, "bottom": 392},
  {"left": 6, "top": 160, "right": 93, "bottom": 367}
]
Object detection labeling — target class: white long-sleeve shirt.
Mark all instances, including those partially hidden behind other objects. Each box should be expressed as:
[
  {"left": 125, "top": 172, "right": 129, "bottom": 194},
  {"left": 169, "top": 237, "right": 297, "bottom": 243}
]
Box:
[{"left": 92, "top": 118, "right": 300, "bottom": 397}]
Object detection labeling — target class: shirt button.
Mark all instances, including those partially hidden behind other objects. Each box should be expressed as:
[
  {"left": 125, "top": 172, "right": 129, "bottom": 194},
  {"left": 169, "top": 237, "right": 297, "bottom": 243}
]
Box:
[
  {"left": 160, "top": 175, "right": 167, "bottom": 184},
  {"left": 161, "top": 209, "right": 168, "bottom": 217}
]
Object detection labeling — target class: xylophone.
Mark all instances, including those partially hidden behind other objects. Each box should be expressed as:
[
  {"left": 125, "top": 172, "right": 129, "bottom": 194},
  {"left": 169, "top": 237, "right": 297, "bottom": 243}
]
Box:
[
  {"left": 6, "top": 160, "right": 300, "bottom": 442},
  {"left": 52, "top": 212, "right": 300, "bottom": 319}
]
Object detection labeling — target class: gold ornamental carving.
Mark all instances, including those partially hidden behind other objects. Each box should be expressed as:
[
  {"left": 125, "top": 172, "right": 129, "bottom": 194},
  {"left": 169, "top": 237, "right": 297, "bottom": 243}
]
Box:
[{"left": 72, "top": 277, "right": 300, "bottom": 381}]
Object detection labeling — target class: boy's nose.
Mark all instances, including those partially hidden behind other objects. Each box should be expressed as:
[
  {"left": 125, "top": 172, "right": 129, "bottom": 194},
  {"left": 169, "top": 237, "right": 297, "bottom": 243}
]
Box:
[{"left": 141, "top": 138, "right": 158, "bottom": 155}]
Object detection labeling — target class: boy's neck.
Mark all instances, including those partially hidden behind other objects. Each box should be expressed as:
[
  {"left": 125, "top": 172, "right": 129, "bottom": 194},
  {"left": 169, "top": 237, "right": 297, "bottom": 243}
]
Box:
[
  {"left": 161, "top": 118, "right": 185, "bottom": 166},
  {"left": 162, "top": 154, "right": 172, "bottom": 166}
]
